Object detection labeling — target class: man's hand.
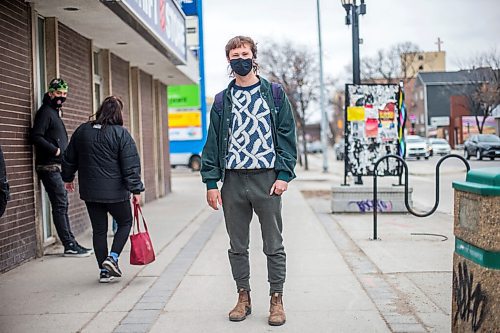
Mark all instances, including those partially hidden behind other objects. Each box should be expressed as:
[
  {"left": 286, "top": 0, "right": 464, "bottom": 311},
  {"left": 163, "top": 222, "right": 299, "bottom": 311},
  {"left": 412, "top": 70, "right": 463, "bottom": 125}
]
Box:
[
  {"left": 270, "top": 180, "right": 288, "bottom": 196},
  {"left": 207, "top": 189, "right": 222, "bottom": 210},
  {"left": 64, "top": 182, "right": 75, "bottom": 192},
  {"left": 132, "top": 194, "right": 141, "bottom": 205},
  {"left": 55, "top": 148, "right": 61, "bottom": 156}
]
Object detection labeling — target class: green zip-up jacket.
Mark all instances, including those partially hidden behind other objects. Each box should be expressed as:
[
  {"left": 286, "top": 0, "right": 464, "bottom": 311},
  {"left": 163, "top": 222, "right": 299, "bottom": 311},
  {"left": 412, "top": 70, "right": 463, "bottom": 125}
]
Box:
[{"left": 201, "top": 77, "right": 297, "bottom": 190}]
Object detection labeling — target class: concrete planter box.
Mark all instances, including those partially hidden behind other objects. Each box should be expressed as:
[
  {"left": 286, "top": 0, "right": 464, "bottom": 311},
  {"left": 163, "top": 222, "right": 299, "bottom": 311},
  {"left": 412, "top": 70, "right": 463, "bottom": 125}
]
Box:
[
  {"left": 451, "top": 168, "right": 500, "bottom": 333},
  {"left": 331, "top": 185, "right": 412, "bottom": 213}
]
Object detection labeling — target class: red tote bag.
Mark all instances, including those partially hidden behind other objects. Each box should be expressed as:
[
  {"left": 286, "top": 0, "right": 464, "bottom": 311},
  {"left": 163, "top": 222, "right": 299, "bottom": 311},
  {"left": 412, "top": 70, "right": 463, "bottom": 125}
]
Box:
[{"left": 130, "top": 202, "right": 156, "bottom": 265}]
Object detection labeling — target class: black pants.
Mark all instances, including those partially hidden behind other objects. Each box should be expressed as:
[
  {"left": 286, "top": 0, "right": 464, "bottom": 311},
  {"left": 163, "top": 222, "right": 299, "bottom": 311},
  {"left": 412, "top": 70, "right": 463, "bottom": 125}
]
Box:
[
  {"left": 38, "top": 170, "right": 75, "bottom": 247},
  {"left": 85, "top": 200, "right": 132, "bottom": 269}
]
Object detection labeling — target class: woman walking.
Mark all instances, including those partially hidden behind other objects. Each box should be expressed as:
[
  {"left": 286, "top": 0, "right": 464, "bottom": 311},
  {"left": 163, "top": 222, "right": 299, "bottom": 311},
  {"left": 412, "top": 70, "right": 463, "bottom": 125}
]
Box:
[{"left": 62, "top": 96, "right": 144, "bottom": 282}]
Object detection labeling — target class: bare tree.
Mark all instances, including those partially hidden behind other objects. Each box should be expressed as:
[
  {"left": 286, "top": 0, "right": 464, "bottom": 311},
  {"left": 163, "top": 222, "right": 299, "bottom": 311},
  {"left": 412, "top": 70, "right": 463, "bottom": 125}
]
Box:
[
  {"left": 259, "top": 40, "right": 320, "bottom": 170},
  {"left": 360, "top": 42, "right": 420, "bottom": 82},
  {"left": 329, "top": 88, "right": 345, "bottom": 140},
  {"left": 458, "top": 49, "right": 500, "bottom": 134}
]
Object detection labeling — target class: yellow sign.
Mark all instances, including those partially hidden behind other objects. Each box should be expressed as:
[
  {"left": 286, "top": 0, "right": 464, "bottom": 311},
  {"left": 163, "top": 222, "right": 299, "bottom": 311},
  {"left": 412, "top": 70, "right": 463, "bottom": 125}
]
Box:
[
  {"left": 168, "top": 111, "right": 201, "bottom": 128},
  {"left": 347, "top": 106, "right": 365, "bottom": 121}
]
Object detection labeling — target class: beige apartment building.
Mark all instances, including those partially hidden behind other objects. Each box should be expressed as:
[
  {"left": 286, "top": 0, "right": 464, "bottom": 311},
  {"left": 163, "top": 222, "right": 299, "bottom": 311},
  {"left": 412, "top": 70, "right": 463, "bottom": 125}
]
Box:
[{"left": 402, "top": 51, "right": 446, "bottom": 78}]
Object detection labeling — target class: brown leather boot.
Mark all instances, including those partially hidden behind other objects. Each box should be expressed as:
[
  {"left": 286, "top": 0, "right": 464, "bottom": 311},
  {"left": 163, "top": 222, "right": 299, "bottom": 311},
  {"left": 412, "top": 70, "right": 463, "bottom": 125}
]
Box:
[
  {"left": 228, "top": 289, "right": 251, "bottom": 322},
  {"left": 268, "top": 293, "right": 286, "bottom": 326}
]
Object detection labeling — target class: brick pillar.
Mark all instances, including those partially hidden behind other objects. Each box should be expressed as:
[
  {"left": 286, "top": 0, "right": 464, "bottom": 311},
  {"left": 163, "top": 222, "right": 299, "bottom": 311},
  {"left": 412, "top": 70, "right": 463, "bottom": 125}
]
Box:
[{"left": 130, "top": 67, "right": 145, "bottom": 197}]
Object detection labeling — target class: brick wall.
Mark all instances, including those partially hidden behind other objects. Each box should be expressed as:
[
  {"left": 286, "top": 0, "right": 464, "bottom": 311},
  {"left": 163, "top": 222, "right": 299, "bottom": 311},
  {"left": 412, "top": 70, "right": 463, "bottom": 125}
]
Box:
[
  {"left": 160, "top": 83, "right": 171, "bottom": 194},
  {"left": 140, "top": 71, "right": 155, "bottom": 203},
  {"left": 58, "top": 23, "right": 92, "bottom": 235},
  {"left": 0, "top": 0, "right": 36, "bottom": 272},
  {"left": 111, "top": 53, "right": 130, "bottom": 130}
]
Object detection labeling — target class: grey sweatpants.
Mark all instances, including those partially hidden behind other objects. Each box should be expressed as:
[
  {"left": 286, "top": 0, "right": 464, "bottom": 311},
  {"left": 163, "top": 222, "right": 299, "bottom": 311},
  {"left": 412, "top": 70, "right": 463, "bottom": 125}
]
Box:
[{"left": 221, "top": 169, "right": 286, "bottom": 295}]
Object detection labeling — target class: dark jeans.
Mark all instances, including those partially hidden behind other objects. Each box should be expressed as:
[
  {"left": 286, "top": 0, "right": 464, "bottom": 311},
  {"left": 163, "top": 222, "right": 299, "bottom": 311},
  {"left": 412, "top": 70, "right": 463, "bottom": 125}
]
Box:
[
  {"left": 221, "top": 169, "right": 286, "bottom": 295},
  {"left": 38, "top": 170, "right": 75, "bottom": 247},
  {"left": 85, "top": 200, "right": 132, "bottom": 269}
]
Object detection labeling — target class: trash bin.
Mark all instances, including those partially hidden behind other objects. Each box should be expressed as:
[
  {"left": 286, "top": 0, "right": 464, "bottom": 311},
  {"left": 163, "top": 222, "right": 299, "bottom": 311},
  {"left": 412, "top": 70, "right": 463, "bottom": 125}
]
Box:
[{"left": 451, "top": 167, "right": 500, "bottom": 333}]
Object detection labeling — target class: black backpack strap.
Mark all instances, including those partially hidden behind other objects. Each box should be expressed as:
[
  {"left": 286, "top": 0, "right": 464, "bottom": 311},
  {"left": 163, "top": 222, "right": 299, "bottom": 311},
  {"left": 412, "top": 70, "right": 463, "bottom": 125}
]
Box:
[
  {"left": 271, "top": 82, "right": 283, "bottom": 110},
  {"left": 214, "top": 89, "right": 226, "bottom": 115}
]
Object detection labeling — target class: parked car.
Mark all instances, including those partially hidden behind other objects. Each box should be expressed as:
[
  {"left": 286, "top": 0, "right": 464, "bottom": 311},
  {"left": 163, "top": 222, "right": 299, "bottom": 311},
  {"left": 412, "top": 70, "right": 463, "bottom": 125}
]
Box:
[
  {"left": 428, "top": 138, "right": 451, "bottom": 156},
  {"left": 334, "top": 139, "right": 345, "bottom": 160},
  {"left": 306, "top": 140, "right": 323, "bottom": 154},
  {"left": 406, "top": 135, "right": 429, "bottom": 160},
  {"left": 464, "top": 134, "right": 500, "bottom": 160},
  {"left": 170, "top": 153, "right": 202, "bottom": 171}
]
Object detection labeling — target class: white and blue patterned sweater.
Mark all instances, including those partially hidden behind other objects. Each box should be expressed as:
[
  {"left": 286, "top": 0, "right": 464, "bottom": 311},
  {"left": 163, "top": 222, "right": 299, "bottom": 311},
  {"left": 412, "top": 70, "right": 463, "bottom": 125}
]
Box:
[{"left": 226, "top": 82, "right": 276, "bottom": 169}]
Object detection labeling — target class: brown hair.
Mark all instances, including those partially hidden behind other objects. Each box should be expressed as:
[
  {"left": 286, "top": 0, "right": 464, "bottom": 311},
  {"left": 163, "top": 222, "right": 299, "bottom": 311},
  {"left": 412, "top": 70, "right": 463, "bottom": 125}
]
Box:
[
  {"left": 93, "top": 96, "right": 124, "bottom": 127},
  {"left": 225, "top": 35, "right": 258, "bottom": 59},
  {"left": 225, "top": 36, "right": 259, "bottom": 75}
]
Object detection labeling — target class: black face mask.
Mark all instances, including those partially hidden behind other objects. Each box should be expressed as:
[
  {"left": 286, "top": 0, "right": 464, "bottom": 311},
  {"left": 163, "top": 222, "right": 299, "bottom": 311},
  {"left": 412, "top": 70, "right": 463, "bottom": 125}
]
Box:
[
  {"left": 230, "top": 58, "right": 253, "bottom": 76},
  {"left": 50, "top": 96, "right": 66, "bottom": 109}
]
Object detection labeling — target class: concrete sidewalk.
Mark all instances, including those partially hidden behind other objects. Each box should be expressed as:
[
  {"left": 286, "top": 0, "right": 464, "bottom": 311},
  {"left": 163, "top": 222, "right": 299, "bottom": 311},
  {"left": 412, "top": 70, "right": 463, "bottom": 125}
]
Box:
[{"left": 0, "top": 167, "right": 454, "bottom": 332}]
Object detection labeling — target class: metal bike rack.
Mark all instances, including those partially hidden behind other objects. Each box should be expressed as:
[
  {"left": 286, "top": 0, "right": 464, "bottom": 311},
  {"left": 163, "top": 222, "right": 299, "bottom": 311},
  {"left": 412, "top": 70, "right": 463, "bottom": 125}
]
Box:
[{"left": 372, "top": 154, "right": 470, "bottom": 240}]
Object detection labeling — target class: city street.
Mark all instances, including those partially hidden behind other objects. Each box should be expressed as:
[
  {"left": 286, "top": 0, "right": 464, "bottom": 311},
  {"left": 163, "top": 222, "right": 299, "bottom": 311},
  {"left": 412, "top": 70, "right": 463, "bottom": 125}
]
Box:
[
  {"left": 1, "top": 153, "right": 491, "bottom": 332},
  {"left": 306, "top": 148, "right": 500, "bottom": 215},
  {"left": 1, "top": 1, "right": 498, "bottom": 332}
]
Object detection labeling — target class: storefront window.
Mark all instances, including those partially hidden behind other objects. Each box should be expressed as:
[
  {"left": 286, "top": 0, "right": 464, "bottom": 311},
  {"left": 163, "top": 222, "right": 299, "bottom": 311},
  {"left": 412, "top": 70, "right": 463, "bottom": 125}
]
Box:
[
  {"left": 93, "top": 50, "right": 103, "bottom": 112},
  {"left": 35, "top": 16, "right": 53, "bottom": 242}
]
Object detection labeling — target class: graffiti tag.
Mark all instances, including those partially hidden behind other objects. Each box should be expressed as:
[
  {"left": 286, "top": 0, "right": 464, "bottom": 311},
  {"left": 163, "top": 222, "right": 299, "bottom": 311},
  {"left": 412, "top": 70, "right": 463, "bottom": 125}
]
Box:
[
  {"left": 348, "top": 200, "right": 393, "bottom": 213},
  {"left": 453, "top": 261, "right": 487, "bottom": 332}
]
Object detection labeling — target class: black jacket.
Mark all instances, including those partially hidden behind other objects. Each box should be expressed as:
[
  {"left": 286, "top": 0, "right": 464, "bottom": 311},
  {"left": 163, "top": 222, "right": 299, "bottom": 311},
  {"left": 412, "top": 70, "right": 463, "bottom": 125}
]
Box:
[
  {"left": 62, "top": 122, "right": 145, "bottom": 203},
  {"left": 31, "top": 93, "right": 68, "bottom": 166}
]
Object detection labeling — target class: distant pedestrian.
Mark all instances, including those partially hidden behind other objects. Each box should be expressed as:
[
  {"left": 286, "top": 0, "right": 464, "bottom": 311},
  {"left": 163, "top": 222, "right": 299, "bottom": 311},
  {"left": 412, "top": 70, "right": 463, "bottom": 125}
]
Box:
[
  {"left": 0, "top": 144, "right": 9, "bottom": 218},
  {"left": 62, "top": 96, "right": 144, "bottom": 283},
  {"left": 201, "top": 36, "right": 297, "bottom": 326},
  {"left": 31, "top": 78, "right": 92, "bottom": 257}
]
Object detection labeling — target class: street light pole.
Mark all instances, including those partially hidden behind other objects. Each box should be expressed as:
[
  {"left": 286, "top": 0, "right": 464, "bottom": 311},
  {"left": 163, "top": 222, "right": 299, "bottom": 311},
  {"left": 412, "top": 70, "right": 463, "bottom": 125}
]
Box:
[
  {"left": 342, "top": 0, "right": 365, "bottom": 84},
  {"left": 351, "top": 1, "right": 361, "bottom": 84},
  {"left": 342, "top": 0, "right": 366, "bottom": 184},
  {"left": 316, "top": 0, "right": 328, "bottom": 173}
]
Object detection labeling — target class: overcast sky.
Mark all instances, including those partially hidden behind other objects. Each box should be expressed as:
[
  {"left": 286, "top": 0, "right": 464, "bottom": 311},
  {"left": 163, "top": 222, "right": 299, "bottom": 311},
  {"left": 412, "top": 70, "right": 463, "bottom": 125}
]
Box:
[{"left": 202, "top": 0, "right": 500, "bottom": 97}]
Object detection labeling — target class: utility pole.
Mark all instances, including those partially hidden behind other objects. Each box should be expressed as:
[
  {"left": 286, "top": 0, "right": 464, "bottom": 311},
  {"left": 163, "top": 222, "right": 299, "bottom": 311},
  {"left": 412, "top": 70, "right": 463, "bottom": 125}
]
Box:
[{"left": 317, "top": 0, "right": 328, "bottom": 173}]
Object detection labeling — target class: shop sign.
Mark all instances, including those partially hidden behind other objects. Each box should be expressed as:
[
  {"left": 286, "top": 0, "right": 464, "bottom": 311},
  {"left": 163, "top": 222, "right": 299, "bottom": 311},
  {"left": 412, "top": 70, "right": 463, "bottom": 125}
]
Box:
[
  {"left": 167, "top": 85, "right": 202, "bottom": 141},
  {"left": 121, "top": 0, "right": 187, "bottom": 61},
  {"left": 430, "top": 116, "right": 450, "bottom": 127}
]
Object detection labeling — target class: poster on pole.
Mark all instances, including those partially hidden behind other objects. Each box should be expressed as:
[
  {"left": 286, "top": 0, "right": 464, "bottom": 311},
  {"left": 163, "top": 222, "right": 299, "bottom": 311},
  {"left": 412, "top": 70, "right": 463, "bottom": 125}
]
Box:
[{"left": 344, "top": 83, "right": 404, "bottom": 177}]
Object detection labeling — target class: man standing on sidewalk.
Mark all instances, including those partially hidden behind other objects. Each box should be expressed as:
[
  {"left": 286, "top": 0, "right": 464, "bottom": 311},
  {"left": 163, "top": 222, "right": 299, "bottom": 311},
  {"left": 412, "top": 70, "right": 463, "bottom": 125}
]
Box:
[
  {"left": 31, "top": 78, "right": 92, "bottom": 257},
  {"left": 201, "top": 36, "right": 297, "bottom": 326}
]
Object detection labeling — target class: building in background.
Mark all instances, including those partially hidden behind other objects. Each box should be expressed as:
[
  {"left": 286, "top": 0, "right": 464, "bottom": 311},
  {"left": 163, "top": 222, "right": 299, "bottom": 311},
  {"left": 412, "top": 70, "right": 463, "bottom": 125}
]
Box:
[
  {"left": 0, "top": 0, "right": 199, "bottom": 272},
  {"left": 402, "top": 51, "right": 446, "bottom": 78},
  {"left": 414, "top": 69, "right": 496, "bottom": 147}
]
